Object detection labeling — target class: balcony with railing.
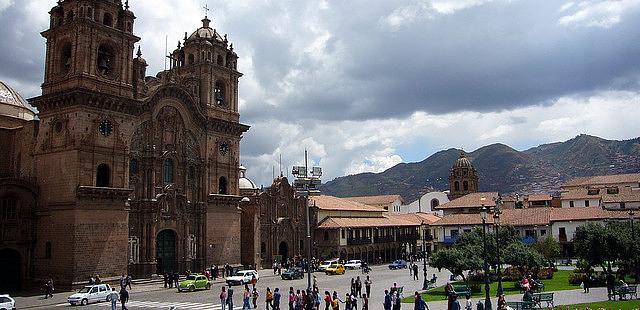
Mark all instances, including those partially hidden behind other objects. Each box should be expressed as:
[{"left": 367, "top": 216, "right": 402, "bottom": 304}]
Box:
[
  {"left": 521, "top": 236, "right": 537, "bottom": 245},
  {"left": 374, "top": 235, "right": 395, "bottom": 243},
  {"left": 397, "top": 233, "right": 419, "bottom": 242},
  {"left": 347, "top": 237, "right": 372, "bottom": 245},
  {"left": 443, "top": 235, "right": 458, "bottom": 245}
]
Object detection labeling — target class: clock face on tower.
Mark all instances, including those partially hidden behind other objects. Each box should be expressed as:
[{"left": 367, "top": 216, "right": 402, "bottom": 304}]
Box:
[
  {"left": 219, "top": 142, "right": 229, "bottom": 155},
  {"left": 99, "top": 120, "right": 113, "bottom": 137}
]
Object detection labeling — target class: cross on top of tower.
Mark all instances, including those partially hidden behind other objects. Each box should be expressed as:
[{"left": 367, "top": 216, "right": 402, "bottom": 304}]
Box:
[{"left": 203, "top": 4, "right": 210, "bottom": 18}]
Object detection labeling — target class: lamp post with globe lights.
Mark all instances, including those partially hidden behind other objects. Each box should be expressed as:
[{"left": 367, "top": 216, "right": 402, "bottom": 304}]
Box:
[
  {"left": 493, "top": 196, "right": 504, "bottom": 297},
  {"left": 630, "top": 211, "right": 637, "bottom": 280},
  {"left": 481, "top": 206, "right": 492, "bottom": 310}
]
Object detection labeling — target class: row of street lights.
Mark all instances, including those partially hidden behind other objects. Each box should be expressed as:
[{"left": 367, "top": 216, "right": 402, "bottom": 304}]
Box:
[{"left": 479, "top": 195, "right": 504, "bottom": 310}]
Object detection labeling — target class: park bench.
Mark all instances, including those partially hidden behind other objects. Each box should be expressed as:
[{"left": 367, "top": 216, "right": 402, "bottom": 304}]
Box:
[
  {"left": 505, "top": 301, "right": 536, "bottom": 310},
  {"left": 453, "top": 285, "right": 472, "bottom": 297},
  {"left": 610, "top": 285, "right": 638, "bottom": 300},
  {"left": 531, "top": 292, "right": 554, "bottom": 308}
]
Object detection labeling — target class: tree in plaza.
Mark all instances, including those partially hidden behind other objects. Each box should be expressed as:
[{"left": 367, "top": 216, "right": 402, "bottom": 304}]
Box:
[
  {"left": 430, "top": 247, "right": 482, "bottom": 283},
  {"left": 574, "top": 222, "right": 618, "bottom": 271},
  {"left": 503, "top": 242, "right": 546, "bottom": 276},
  {"left": 532, "top": 236, "right": 561, "bottom": 265}
]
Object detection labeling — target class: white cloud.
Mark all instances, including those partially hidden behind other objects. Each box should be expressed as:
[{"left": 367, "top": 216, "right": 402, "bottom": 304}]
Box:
[
  {"left": 558, "top": 0, "right": 640, "bottom": 28},
  {"left": 0, "top": 0, "right": 12, "bottom": 12},
  {"left": 431, "top": 0, "right": 496, "bottom": 14}
]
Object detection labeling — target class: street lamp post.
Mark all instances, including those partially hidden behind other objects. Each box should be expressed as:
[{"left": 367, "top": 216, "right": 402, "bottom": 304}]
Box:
[
  {"left": 421, "top": 221, "right": 429, "bottom": 290},
  {"left": 630, "top": 211, "right": 636, "bottom": 280},
  {"left": 481, "top": 206, "right": 492, "bottom": 310},
  {"left": 494, "top": 206, "right": 503, "bottom": 297}
]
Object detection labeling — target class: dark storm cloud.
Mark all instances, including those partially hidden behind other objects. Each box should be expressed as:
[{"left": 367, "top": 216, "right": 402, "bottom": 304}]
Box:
[
  {"left": 233, "top": 1, "right": 640, "bottom": 123},
  {"left": 0, "top": 5, "right": 45, "bottom": 96}
]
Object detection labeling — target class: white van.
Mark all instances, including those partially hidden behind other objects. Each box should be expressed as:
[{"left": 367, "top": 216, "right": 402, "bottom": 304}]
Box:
[{"left": 67, "top": 284, "right": 113, "bottom": 306}]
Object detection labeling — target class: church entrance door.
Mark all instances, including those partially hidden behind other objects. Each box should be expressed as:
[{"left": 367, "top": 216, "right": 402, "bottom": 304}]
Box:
[
  {"left": 156, "top": 230, "right": 177, "bottom": 274},
  {"left": 278, "top": 241, "right": 289, "bottom": 264},
  {"left": 0, "top": 248, "right": 21, "bottom": 291}
]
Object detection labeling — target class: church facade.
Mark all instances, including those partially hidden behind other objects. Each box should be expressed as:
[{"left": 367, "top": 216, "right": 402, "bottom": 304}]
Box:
[{"left": 0, "top": 0, "right": 249, "bottom": 289}]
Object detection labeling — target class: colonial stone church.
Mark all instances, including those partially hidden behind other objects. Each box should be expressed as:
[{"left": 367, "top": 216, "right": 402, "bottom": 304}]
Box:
[{"left": 0, "top": 0, "right": 249, "bottom": 289}]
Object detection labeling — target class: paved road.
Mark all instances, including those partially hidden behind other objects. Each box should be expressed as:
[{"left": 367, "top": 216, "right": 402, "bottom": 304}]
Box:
[{"left": 16, "top": 263, "right": 452, "bottom": 310}]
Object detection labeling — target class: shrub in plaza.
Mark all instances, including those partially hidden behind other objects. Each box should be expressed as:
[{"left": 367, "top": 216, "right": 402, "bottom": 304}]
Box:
[{"left": 532, "top": 236, "right": 561, "bottom": 265}]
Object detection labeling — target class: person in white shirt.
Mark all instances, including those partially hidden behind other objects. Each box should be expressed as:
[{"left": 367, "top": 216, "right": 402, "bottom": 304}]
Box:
[{"left": 464, "top": 294, "right": 473, "bottom": 310}]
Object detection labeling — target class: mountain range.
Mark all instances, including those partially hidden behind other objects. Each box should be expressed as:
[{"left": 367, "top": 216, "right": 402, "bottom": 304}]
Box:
[{"left": 320, "top": 135, "right": 640, "bottom": 203}]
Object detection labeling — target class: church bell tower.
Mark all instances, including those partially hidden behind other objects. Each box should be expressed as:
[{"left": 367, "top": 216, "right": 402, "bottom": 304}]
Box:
[{"left": 29, "top": 0, "right": 140, "bottom": 287}]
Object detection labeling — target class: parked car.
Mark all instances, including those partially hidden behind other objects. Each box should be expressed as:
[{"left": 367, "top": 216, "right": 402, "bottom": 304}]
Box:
[
  {"left": 0, "top": 294, "right": 16, "bottom": 310},
  {"left": 388, "top": 260, "right": 408, "bottom": 269},
  {"left": 318, "top": 259, "right": 339, "bottom": 271},
  {"left": 344, "top": 260, "right": 362, "bottom": 270},
  {"left": 67, "top": 284, "right": 113, "bottom": 306},
  {"left": 281, "top": 268, "right": 305, "bottom": 280},
  {"left": 178, "top": 273, "right": 211, "bottom": 292},
  {"left": 325, "top": 264, "right": 346, "bottom": 275},
  {"left": 226, "top": 270, "right": 259, "bottom": 286}
]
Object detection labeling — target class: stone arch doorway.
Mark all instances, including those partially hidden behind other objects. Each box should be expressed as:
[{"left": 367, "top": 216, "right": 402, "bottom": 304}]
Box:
[
  {"left": 0, "top": 248, "right": 21, "bottom": 291},
  {"left": 156, "top": 230, "right": 177, "bottom": 274},
  {"left": 278, "top": 241, "right": 289, "bottom": 264}
]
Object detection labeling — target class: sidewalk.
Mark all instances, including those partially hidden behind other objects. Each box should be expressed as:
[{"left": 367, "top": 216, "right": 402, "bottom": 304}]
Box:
[{"left": 422, "top": 287, "right": 611, "bottom": 308}]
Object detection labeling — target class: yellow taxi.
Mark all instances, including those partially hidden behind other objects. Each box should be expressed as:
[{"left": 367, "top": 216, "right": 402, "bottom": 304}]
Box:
[{"left": 324, "top": 263, "right": 346, "bottom": 275}]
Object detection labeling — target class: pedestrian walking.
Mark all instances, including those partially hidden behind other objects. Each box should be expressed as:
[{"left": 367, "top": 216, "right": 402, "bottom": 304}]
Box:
[
  {"left": 126, "top": 274, "right": 132, "bottom": 290},
  {"left": 108, "top": 288, "right": 119, "bottom": 310},
  {"left": 413, "top": 292, "right": 429, "bottom": 310},
  {"left": 324, "top": 291, "right": 332, "bottom": 310},
  {"left": 350, "top": 278, "right": 356, "bottom": 295},
  {"left": 331, "top": 291, "right": 342, "bottom": 310},
  {"left": 266, "top": 287, "right": 274, "bottom": 310},
  {"left": 289, "top": 287, "right": 296, "bottom": 310},
  {"left": 355, "top": 276, "right": 362, "bottom": 297},
  {"left": 95, "top": 275, "right": 102, "bottom": 284},
  {"left": 464, "top": 294, "right": 472, "bottom": 310},
  {"left": 44, "top": 278, "right": 54, "bottom": 299},
  {"left": 295, "top": 289, "right": 302, "bottom": 310},
  {"left": 409, "top": 262, "right": 413, "bottom": 276},
  {"left": 214, "top": 265, "right": 219, "bottom": 280},
  {"left": 173, "top": 272, "right": 179, "bottom": 288},
  {"left": 119, "top": 287, "right": 129, "bottom": 310},
  {"left": 351, "top": 293, "right": 358, "bottom": 310},
  {"left": 274, "top": 288, "right": 282, "bottom": 310},
  {"left": 383, "top": 290, "right": 392, "bottom": 310},
  {"left": 227, "top": 286, "right": 235, "bottom": 310},
  {"left": 413, "top": 264, "right": 419, "bottom": 281},
  {"left": 220, "top": 287, "right": 228, "bottom": 310},
  {"left": 345, "top": 293, "right": 352, "bottom": 310},
  {"left": 251, "top": 275, "right": 258, "bottom": 290},
  {"left": 362, "top": 294, "right": 368, "bottom": 310},
  {"left": 606, "top": 272, "right": 615, "bottom": 300},
  {"left": 252, "top": 287, "right": 259, "bottom": 308},
  {"left": 392, "top": 291, "right": 401, "bottom": 310},
  {"left": 364, "top": 276, "right": 371, "bottom": 297},
  {"left": 243, "top": 287, "right": 251, "bottom": 309}
]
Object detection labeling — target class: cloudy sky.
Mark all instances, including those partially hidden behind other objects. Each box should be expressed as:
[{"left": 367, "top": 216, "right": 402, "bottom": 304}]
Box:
[{"left": 2, "top": 0, "right": 640, "bottom": 187}]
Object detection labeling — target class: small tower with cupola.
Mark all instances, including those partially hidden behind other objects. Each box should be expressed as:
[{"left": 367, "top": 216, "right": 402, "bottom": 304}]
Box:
[{"left": 448, "top": 152, "right": 479, "bottom": 200}]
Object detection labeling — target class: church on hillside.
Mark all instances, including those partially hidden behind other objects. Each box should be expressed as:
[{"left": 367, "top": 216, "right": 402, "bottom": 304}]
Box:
[{"left": 0, "top": 0, "right": 249, "bottom": 289}]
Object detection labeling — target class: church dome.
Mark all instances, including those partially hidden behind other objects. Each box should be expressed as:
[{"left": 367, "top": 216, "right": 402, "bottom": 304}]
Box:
[
  {"left": 186, "top": 17, "right": 224, "bottom": 43},
  {"left": 453, "top": 152, "right": 473, "bottom": 168},
  {"left": 0, "top": 80, "right": 37, "bottom": 121},
  {"left": 238, "top": 165, "right": 258, "bottom": 190}
]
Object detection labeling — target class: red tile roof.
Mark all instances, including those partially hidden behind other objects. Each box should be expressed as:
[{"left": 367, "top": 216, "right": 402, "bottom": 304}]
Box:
[
  {"left": 527, "top": 194, "right": 552, "bottom": 202},
  {"left": 435, "top": 192, "right": 499, "bottom": 209},
  {"left": 560, "top": 188, "right": 602, "bottom": 200},
  {"left": 563, "top": 173, "right": 640, "bottom": 188},
  {"left": 386, "top": 212, "right": 441, "bottom": 224},
  {"left": 550, "top": 206, "right": 630, "bottom": 222},
  {"left": 309, "top": 195, "right": 386, "bottom": 212},
  {"left": 602, "top": 187, "right": 640, "bottom": 203},
  {"left": 345, "top": 195, "right": 404, "bottom": 207},
  {"left": 317, "top": 214, "right": 420, "bottom": 229},
  {"left": 432, "top": 207, "right": 629, "bottom": 226}
]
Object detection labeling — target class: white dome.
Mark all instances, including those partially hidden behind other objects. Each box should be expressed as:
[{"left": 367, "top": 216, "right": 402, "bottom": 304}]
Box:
[
  {"left": 238, "top": 165, "right": 258, "bottom": 190},
  {"left": 0, "top": 81, "right": 37, "bottom": 121}
]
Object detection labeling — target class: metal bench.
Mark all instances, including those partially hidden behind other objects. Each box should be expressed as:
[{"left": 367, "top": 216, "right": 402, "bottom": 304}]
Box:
[
  {"left": 612, "top": 285, "right": 638, "bottom": 300},
  {"left": 532, "top": 292, "right": 554, "bottom": 308},
  {"left": 453, "top": 285, "right": 471, "bottom": 297},
  {"left": 505, "top": 301, "right": 536, "bottom": 310}
]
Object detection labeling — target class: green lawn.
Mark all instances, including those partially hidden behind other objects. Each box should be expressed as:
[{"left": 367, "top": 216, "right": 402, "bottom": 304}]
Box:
[
  {"left": 402, "top": 270, "right": 579, "bottom": 303},
  {"left": 554, "top": 299, "right": 640, "bottom": 309}
]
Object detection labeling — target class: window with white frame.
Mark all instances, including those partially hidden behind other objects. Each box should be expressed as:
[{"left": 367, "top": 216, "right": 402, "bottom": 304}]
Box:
[{"left": 128, "top": 236, "right": 139, "bottom": 263}]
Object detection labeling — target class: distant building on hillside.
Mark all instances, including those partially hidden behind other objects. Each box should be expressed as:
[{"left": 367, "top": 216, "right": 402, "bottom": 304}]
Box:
[
  {"left": 402, "top": 191, "right": 449, "bottom": 215},
  {"left": 559, "top": 173, "right": 640, "bottom": 210}
]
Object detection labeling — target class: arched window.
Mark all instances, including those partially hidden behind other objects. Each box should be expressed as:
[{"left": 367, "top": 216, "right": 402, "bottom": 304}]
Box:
[
  {"left": 207, "top": 51, "right": 212, "bottom": 61},
  {"left": 129, "top": 158, "right": 138, "bottom": 175},
  {"left": 188, "top": 54, "right": 194, "bottom": 64},
  {"left": 463, "top": 181, "right": 469, "bottom": 191},
  {"left": 1, "top": 197, "right": 17, "bottom": 220},
  {"left": 217, "top": 55, "right": 223, "bottom": 65},
  {"left": 454, "top": 181, "right": 460, "bottom": 191},
  {"left": 218, "top": 176, "right": 227, "bottom": 194},
  {"left": 430, "top": 199, "right": 439, "bottom": 209},
  {"left": 214, "top": 81, "right": 225, "bottom": 106},
  {"left": 163, "top": 158, "right": 174, "bottom": 183},
  {"left": 60, "top": 43, "right": 72, "bottom": 74},
  {"left": 128, "top": 236, "right": 139, "bottom": 263},
  {"left": 103, "top": 12, "right": 113, "bottom": 27},
  {"left": 45, "top": 241, "right": 52, "bottom": 259},
  {"left": 96, "top": 163, "right": 110, "bottom": 187},
  {"left": 97, "top": 44, "right": 114, "bottom": 76}
]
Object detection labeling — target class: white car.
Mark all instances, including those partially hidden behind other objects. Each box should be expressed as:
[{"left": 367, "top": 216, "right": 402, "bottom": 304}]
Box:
[
  {"left": 344, "top": 260, "right": 362, "bottom": 270},
  {"left": 225, "top": 270, "right": 259, "bottom": 286},
  {"left": 67, "top": 284, "right": 113, "bottom": 306},
  {"left": 0, "top": 295, "right": 16, "bottom": 310},
  {"left": 318, "top": 259, "right": 339, "bottom": 271}
]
